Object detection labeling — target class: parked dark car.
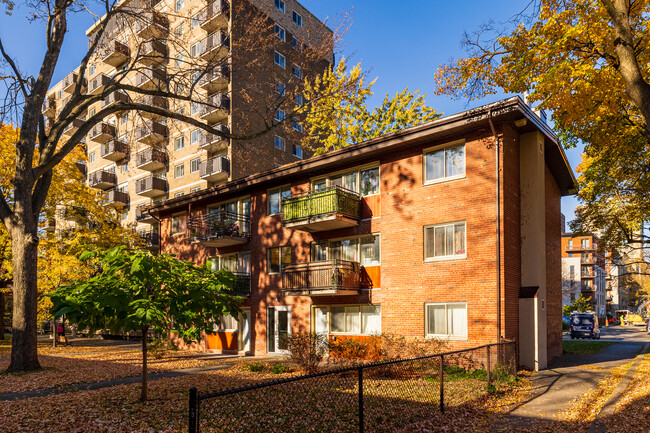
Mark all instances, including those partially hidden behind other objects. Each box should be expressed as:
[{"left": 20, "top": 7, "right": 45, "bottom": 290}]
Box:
[{"left": 570, "top": 312, "right": 600, "bottom": 339}]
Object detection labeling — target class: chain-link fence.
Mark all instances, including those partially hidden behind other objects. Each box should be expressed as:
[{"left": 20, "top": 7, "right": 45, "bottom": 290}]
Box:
[{"left": 188, "top": 340, "right": 516, "bottom": 433}]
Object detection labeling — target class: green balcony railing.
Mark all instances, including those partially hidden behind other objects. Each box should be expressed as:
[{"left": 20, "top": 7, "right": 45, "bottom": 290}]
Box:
[{"left": 282, "top": 186, "right": 360, "bottom": 224}]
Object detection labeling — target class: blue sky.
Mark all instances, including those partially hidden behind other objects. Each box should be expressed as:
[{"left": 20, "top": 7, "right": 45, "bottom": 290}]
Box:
[{"left": 0, "top": 0, "right": 581, "bottom": 223}]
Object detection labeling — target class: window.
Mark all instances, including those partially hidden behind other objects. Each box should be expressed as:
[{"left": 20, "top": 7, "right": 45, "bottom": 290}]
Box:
[
  {"left": 121, "top": 208, "right": 129, "bottom": 221},
  {"left": 274, "top": 0, "right": 285, "bottom": 13},
  {"left": 274, "top": 109, "right": 285, "bottom": 122},
  {"left": 292, "top": 11, "right": 303, "bottom": 26},
  {"left": 313, "top": 166, "right": 380, "bottom": 196},
  {"left": 291, "top": 36, "right": 302, "bottom": 52},
  {"left": 268, "top": 246, "right": 291, "bottom": 273},
  {"left": 424, "top": 221, "right": 466, "bottom": 260},
  {"left": 295, "top": 94, "right": 303, "bottom": 106},
  {"left": 311, "top": 241, "right": 328, "bottom": 262},
  {"left": 88, "top": 151, "right": 95, "bottom": 164},
  {"left": 174, "top": 163, "right": 185, "bottom": 178},
  {"left": 90, "top": 65, "right": 96, "bottom": 76},
  {"left": 190, "top": 42, "right": 201, "bottom": 57},
  {"left": 425, "top": 303, "right": 467, "bottom": 339},
  {"left": 292, "top": 118, "right": 303, "bottom": 132},
  {"left": 175, "top": 23, "right": 184, "bottom": 37},
  {"left": 120, "top": 162, "right": 128, "bottom": 173},
  {"left": 275, "top": 81, "right": 286, "bottom": 95},
  {"left": 175, "top": 53, "right": 185, "bottom": 68},
  {"left": 292, "top": 64, "right": 302, "bottom": 79},
  {"left": 274, "top": 136, "right": 285, "bottom": 150},
  {"left": 424, "top": 143, "right": 465, "bottom": 183},
  {"left": 274, "top": 24, "right": 285, "bottom": 41},
  {"left": 568, "top": 239, "right": 574, "bottom": 249},
  {"left": 174, "top": 136, "right": 185, "bottom": 151},
  {"left": 171, "top": 213, "right": 186, "bottom": 235},
  {"left": 191, "top": 129, "right": 201, "bottom": 144},
  {"left": 330, "top": 305, "right": 380, "bottom": 334},
  {"left": 360, "top": 235, "right": 380, "bottom": 267},
  {"left": 581, "top": 239, "right": 590, "bottom": 249},
  {"left": 274, "top": 51, "right": 286, "bottom": 68},
  {"left": 313, "top": 235, "right": 381, "bottom": 266},
  {"left": 89, "top": 108, "right": 96, "bottom": 117},
  {"left": 292, "top": 144, "right": 303, "bottom": 159},
  {"left": 360, "top": 167, "right": 379, "bottom": 196},
  {"left": 215, "top": 315, "right": 238, "bottom": 331},
  {"left": 190, "top": 187, "right": 200, "bottom": 193},
  {"left": 174, "top": 192, "right": 185, "bottom": 198},
  {"left": 175, "top": 0, "right": 184, "bottom": 12},
  {"left": 191, "top": 13, "right": 201, "bottom": 29},
  {"left": 190, "top": 158, "right": 200, "bottom": 173},
  {"left": 268, "top": 185, "right": 291, "bottom": 215},
  {"left": 191, "top": 101, "right": 200, "bottom": 115},
  {"left": 120, "top": 114, "right": 128, "bottom": 125}
]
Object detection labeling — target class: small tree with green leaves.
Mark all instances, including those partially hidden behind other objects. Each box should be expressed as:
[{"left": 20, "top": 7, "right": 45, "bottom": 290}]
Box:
[
  {"left": 46, "top": 246, "right": 242, "bottom": 401},
  {"left": 563, "top": 294, "right": 593, "bottom": 318}
]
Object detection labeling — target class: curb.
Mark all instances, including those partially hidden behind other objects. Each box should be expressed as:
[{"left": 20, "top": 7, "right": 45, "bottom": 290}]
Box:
[{"left": 586, "top": 342, "right": 649, "bottom": 433}]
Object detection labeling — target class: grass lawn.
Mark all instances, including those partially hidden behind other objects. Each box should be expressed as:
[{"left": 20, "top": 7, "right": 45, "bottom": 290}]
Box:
[{"left": 562, "top": 340, "right": 614, "bottom": 355}]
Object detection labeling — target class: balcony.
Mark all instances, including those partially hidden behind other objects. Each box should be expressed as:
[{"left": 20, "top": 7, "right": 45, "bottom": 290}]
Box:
[
  {"left": 101, "top": 91, "right": 129, "bottom": 110},
  {"left": 199, "top": 93, "right": 229, "bottom": 123},
  {"left": 102, "top": 40, "right": 130, "bottom": 67},
  {"left": 88, "top": 74, "right": 113, "bottom": 95},
  {"left": 75, "top": 161, "right": 87, "bottom": 176},
  {"left": 135, "top": 148, "right": 167, "bottom": 171},
  {"left": 58, "top": 206, "right": 87, "bottom": 222},
  {"left": 581, "top": 273, "right": 596, "bottom": 279},
  {"left": 136, "top": 204, "right": 156, "bottom": 224},
  {"left": 42, "top": 97, "right": 56, "bottom": 118},
  {"left": 198, "top": 124, "right": 229, "bottom": 152},
  {"left": 87, "top": 122, "right": 116, "bottom": 144},
  {"left": 282, "top": 260, "right": 361, "bottom": 296},
  {"left": 136, "top": 68, "right": 167, "bottom": 91},
  {"left": 199, "top": 31, "right": 229, "bottom": 61},
  {"left": 62, "top": 117, "right": 85, "bottom": 137},
  {"left": 136, "top": 175, "right": 167, "bottom": 198},
  {"left": 101, "top": 139, "right": 128, "bottom": 161},
  {"left": 200, "top": 0, "right": 229, "bottom": 32},
  {"left": 61, "top": 72, "right": 83, "bottom": 94},
  {"left": 231, "top": 273, "right": 251, "bottom": 297},
  {"left": 198, "top": 65, "right": 229, "bottom": 93},
  {"left": 138, "top": 39, "right": 168, "bottom": 65},
  {"left": 187, "top": 211, "right": 250, "bottom": 248},
  {"left": 89, "top": 170, "right": 117, "bottom": 190},
  {"left": 199, "top": 155, "right": 230, "bottom": 182},
  {"left": 135, "top": 11, "right": 169, "bottom": 39},
  {"left": 282, "top": 186, "right": 361, "bottom": 232},
  {"left": 140, "top": 229, "right": 160, "bottom": 250},
  {"left": 581, "top": 256, "right": 596, "bottom": 265},
  {"left": 135, "top": 121, "right": 168, "bottom": 145},
  {"left": 106, "top": 188, "right": 129, "bottom": 205},
  {"left": 135, "top": 94, "right": 168, "bottom": 119}
]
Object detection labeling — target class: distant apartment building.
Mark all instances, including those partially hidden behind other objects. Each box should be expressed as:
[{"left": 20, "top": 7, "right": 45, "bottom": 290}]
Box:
[
  {"left": 561, "top": 234, "right": 607, "bottom": 317},
  {"left": 44, "top": 0, "right": 333, "bottom": 243},
  {"left": 148, "top": 97, "right": 577, "bottom": 370}
]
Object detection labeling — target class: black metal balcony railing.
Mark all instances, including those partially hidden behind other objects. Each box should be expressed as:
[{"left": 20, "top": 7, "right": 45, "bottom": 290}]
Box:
[
  {"left": 101, "top": 139, "right": 128, "bottom": 160},
  {"left": 197, "top": 124, "right": 229, "bottom": 150},
  {"left": 88, "top": 170, "right": 117, "bottom": 188},
  {"left": 136, "top": 94, "right": 169, "bottom": 115},
  {"left": 140, "top": 39, "right": 168, "bottom": 62},
  {"left": 199, "top": 155, "right": 230, "bottom": 181},
  {"left": 101, "top": 90, "right": 129, "bottom": 109},
  {"left": 135, "top": 121, "right": 168, "bottom": 144},
  {"left": 136, "top": 68, "right": 167, "bottom": 89},
  {"left": 61, "top": 71, "right": 83, "bottom": 93},
  {"left": 88, "top": 122, "right": 116, "bottom": 143},
  {"left": 106, "top": 188, "right": 129, "bottom": 205},
  {"left": 136, "top": 176, "right": 168, "bottom": 196},
  {"left": 135, "top": 148, "right": 167, "bottom": 170},
  {"left": 231, "top": 272, "right": 251, "bottom": 297},
  {"left": 200, "top": 0, "right": 229, "bottom": 32},
  {"left": 140, "top": 230, "right": 160, "bottom": 249},
  {"left": 42, "top": 97, "right": 56, "bottom": 117},
  {"left": 88, "top": 74, "right": 113, "bottom": 94},
  {"left": 58, "top": 206, "right": 87, "bottom": 221},
  {"left": 199, "top": 93, "right": 230, "bottom": 120},
  {"left": 198, "top": 65, "right": 230, "bottom": 90},
  {"left": 135, "top": 11, "right": 169, "bottom": 38},
  {"left": 187, "top": 211, "right": 251, "bottom": 245},
  {"left": 282, "top": 260, "right": 361, "bottom": 295},
  {"left": 62, "top": 117, "right": 85, "bottom": 135},
  {"left": 102, "top": 40, "right": 130, "bottom": 67},
  {"left": 199, "top": 30, "right": 229, "bottom": 59},
  {"left": 282, "top": 186, "right": 361, "bottom": 225}
]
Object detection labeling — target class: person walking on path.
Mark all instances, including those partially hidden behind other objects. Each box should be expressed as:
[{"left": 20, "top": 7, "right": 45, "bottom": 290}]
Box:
[{"left": 57, "top": 322, "right": 69, "bottom": 346}]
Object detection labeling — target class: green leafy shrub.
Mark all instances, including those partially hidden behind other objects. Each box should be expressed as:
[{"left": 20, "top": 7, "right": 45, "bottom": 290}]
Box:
[
  {"left": 246, "top": 362, "right": 265, "bottom": 372},
  {"left": 270, "top": 363, "right": 289, "bottom": 374}
]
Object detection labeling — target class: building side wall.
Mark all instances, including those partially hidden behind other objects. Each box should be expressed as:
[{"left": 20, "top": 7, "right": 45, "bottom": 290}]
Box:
[{"left": 545, "top": 164, "right": 563, "bottom": 360}]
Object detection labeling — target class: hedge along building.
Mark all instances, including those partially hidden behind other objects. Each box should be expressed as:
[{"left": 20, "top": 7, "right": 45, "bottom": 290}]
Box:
[{"left": 148, "top": 96, "right": 577, "bottom": 370}]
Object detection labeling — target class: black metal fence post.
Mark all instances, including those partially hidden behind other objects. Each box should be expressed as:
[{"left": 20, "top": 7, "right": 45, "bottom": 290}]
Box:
[
  {"left": 358, "top": 366, "right": 364, "bottom": 433},
  {"left": 439, "top": 355, "right": 444, "bottom": 413},
  {"left": 189, "top": 387, "right": 198, "bottom": 433}
]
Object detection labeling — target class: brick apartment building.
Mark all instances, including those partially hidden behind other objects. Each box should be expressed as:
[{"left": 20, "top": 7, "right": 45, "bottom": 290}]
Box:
[
  {"left": 148, "top": 97, "right": 577, "bottom": 370},
  {"left": 44, "top": 0, "right": 332, "bottom": 241}
]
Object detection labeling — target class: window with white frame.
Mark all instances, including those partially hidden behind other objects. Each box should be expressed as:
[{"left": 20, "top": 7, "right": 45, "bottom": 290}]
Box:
[
  {"left": 295, "top": 94, "right": 303, "bottom": 106},
  {"left": 268, "top": 246, "right": 291, "bottom": 273},
  {"left": 425, "top": 303, "right": 467, "bottom": 339},
  {"left": 424, "top": 221, "right": 466, "bottom": 260},
  {"left": 120, "top": 162, "right": 128, "bottom": 173},
  {"left": 191, "top": 13, "right": 201, "bottom": 28},
  {"left": 424, "top": 143, "right": 465, "bottom": 183},
  {"left": 292, "top": 11, "right": 303, "bottom": 26},
  {"left": 275, "top": 81, "right": 286, "bottom": 95},
  {"left": 214, "top": 315, "right": 238, "bottom": 331},
  {"left": 88, "top": 151, "right": 95, "bottom": 163},
  {"left": 174, "top": 163, "right": 185, "bottom": 179},
  {"left": 311, "top": 235, "right": 380, "bottom": 267},
  {"left": 175, "top": 53, "right": 185, "bottom": 68},
  {"left": 174, "top": 136, "right": 185, "bottom": 151},
  {"left": 190, "top": 158, "right": 200, "bottom": 173},
  {"left": 274, "top": 51, "right": 286, "bottom": 68},
  {"left": 274, "top": 24, "right": 285, "bottom": 41},
  {"left": 268, "top": 185, "right": 291, "bottom": 215},
  {"left": 274, "top": 109, "right": 285, "bottom": 122},
  {"left": 312, "top": 166, "right": 380, "bottom": 196},
  {"left": 191, "top": 101, "right": 200, "bottom": 115},
  {"left": 171, "top": 213, "right": 186, "bottom": 235},
  {"left": 292, "top": 144, "right": 303, "bottom": 158},
  {"left": 274, "top": 136, "right": 285, "bottom": 150},
  {"left": 274, "top": 0, "right": 285, "bottom": 13},
  {"left": 328, "top": 305, "right": 381, "bottom": 334},
  {"left": 90, "top": 65, "right": 96, "bottom": 76},
  {"left": 190, "top": 186, "right": 200, "bottom": 193},
  {"left": 175, "top": 0, "right": 184, "bottom": 12},
  {"left": 190, "top": 42, "right": 201, "bottom": 57},
  {"left": 292, "top": 64, "right": 302, "bottom": 79},
  {"left": 292, "top": 118, "right": 303, "bottom": 132},
  {"left": 174, "top": 192, "right": 184, "bottom": 198},
  {"left": 292, "top": 36, "right": 303, "bottom": 52},
  {"left": 191, "top": 129, "right": 201, "bottom": 144},
  {"left": 175, "top": 23, "right": 184, "bottom": 37}
]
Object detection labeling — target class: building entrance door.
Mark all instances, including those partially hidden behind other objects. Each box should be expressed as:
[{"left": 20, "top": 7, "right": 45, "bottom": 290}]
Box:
[{"left": 267, "top": 306, "right": 291, "bottom": 354}]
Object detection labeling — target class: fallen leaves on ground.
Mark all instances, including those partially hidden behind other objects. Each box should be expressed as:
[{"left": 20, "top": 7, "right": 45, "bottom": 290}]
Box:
[{"left": 605, "top": 351, "right": 650, "bottom": 432}]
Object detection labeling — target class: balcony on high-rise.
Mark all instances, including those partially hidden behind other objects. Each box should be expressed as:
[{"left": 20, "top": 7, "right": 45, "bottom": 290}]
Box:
[
  {"left": 136, "top": 203, "right": 156, "bottom": 224},
  {"left": 281, "top": 186, "right": 361, "bottom": 232},
  {"left": 135, "top": 94, "right": 168, "bottom": 119},
  {"left": 199, "top": 31, "right": 229, "bottom": 61},
  {"left": 187, "top": 210, "right": 250, "bottom": 248},
  {"left": 134, "top": 11, "right": 169, "bottom": 39},
  {"left": 61, "top": 71, "right": 84, "bottom": 94},
  {"left": 88, "top": 170, "right": 117, "bottom": 190},
  {"left": 88, "top": 74, "right": 113, "bottom": 95},
  {"left": 198, "top": 65, "right": 229, "bottom": 93},
  {"left": 200, "top": 0, "right": 229, "bottom": 33},
  {"left": 138, "top": 39, "right": 168, "bottom": 65},
  {"left": 135, "top": 120, "right": 168, "bottom": 145},
  {"left": 102, "top": 40, "right": 130, "bottom": 68},
  {"left": 62, "top": 117, "right": 85, "bottom": 137},
  {"left": 136, "top": 175, "right": 167, "bottom": 198},
  {"left": 199, "top": 155, "right": 230, "bottom": 182},
  {"left": 199, "top": 93, "right": 229, "bottom": 123},
  {"left": 282, "top": 260, "right": 361, "bottom": 296},
  {"left": 197, "top": 124, "right": 229, "bottom": 152},
  {"left": 101, "top": 91, "right": 129, "bottom": 110},
  {"left": 106, "top": 188, "right": 129, "bottom": 205},
  {"left": 101, "top": 139, "right": 128, "bottom": 161},
  {"left": 135, "top": 148, "right": 167, "bottom": 171},
  {"left": 42, "top": 96, "right": 56, "bottom": 118},
  {"left": 87, "top": 122, "right": 116, "bottom": 144},
  {"left": 136, "top": 68, "right": 167, "bottom": 91}
]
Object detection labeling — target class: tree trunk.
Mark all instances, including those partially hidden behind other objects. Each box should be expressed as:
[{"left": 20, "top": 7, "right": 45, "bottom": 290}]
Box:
[
  {"left": 7, "top": 229, "right": 41, "bottom": 372},
  {"left": 0, "top": 291, "right": 4, "bottom": 341},
  {"left": 52, "top": 319, "right": 57, "bottom": 348},
  {"left": 140, "top": 325, "right": 149, "bottom": 402}
]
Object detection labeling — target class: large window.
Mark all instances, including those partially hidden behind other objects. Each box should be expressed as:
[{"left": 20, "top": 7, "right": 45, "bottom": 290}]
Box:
[
  {"left": 328, "top": 305, "right": 381, "bottom": 335},
  {"left": 274, "top": 0, "right": 285, "bottom": 13},
  {"left": 268, "top": 185, "right": 291, "bottom": 215},
  {"left": 424, "top": 221, "right": 466, "bottom": 260},
  {"left": 174, "top": 163, "right": 185, "bottom": 179},
  {"left": 425, "top": 303, "right": 467, "bottom": 339},
  {"left": 424, "top": 143, "right": 465, "bottom": 183},
  {"left": 274, "top": 51, "right": 286, "bottom": 68},
  {"left": 274, "top": 24, "right": 285, "bottom": 41},
  {"left": 209, "top": 251, "right": 250, "bottom": 274},
  {"left": 268, "top": 246, "right": 291, "bottom": 274},
  {"left": 311, "top": 235, "right": 380, "bottom": 267},
  {"left": 312, "top": 166, "right": 380, "bottom": 196},
  {"left": 292, "top": 11, "right": 303, "bottom": 26},
  {"left": 174, "top": 136, "right": 184, "bottom": 151},
  {"left": 171, "top": 213, "right": 186, "bottom": 236}
]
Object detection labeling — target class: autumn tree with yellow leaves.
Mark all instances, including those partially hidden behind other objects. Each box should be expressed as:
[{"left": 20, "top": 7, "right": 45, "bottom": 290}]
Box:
[{"left": 434, "top": 0, "right": 650, "bottom": 256}]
